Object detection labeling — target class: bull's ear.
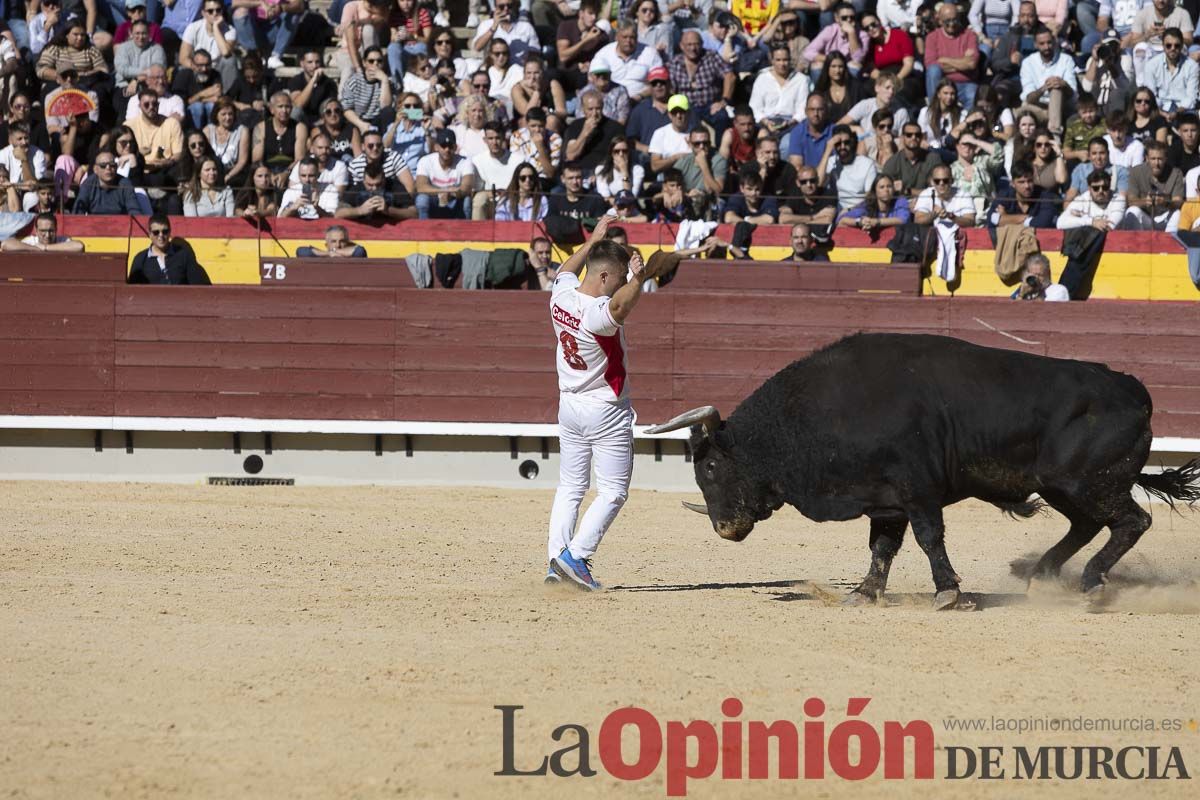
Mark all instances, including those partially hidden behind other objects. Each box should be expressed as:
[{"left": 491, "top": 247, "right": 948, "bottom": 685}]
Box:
[{"left": 714, "top": 426, "right": 735, "bottom": 452}]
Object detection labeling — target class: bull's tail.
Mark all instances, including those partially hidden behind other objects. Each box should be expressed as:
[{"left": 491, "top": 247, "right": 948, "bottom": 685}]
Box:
[{"left": 1136, "top": 459, "right": 1200, "bottom": 511}]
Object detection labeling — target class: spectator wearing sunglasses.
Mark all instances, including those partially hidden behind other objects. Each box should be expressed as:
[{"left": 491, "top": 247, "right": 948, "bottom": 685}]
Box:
[
  {"left": 128, "top": 215, "right": 211, "bottom": 285},
  {"left": 74, "top": 149, "right": 139, "bottom": 214}
]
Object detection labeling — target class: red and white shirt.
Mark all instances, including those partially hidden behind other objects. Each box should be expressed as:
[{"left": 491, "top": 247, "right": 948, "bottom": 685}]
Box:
[{"left": 550, "top": 272, "right": 629, "bottom": 404}]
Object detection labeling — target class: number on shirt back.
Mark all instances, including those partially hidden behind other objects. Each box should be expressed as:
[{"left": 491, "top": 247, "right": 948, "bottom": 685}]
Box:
[{"left": 559, "top": 331, "right": 588, "bottom": 370}]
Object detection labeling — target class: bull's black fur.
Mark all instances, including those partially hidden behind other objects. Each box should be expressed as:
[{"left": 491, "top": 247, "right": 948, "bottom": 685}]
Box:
[{"left": 682, "top": 333, "right": 1199, "bottom": 601}]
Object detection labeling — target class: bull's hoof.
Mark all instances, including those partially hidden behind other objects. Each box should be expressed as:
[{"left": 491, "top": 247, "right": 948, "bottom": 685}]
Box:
[
  {"left": 842, "top": 590, "right": 877, "bottom": 607},
  {"left": 933, "top": 589, "right": 961, "bottom": 611},
  {"left": 1083, "top": 582, "right": 1109, "bottom": 611}
]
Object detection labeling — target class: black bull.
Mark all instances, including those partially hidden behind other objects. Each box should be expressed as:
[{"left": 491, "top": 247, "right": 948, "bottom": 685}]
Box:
[{"left": 646, "top": 333, "right": 1200, "bottom": 609}]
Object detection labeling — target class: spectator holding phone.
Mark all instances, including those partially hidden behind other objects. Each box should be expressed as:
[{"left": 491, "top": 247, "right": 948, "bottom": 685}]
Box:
[{"left": 279, "top": 157, "right": 339, "bottom": 219}]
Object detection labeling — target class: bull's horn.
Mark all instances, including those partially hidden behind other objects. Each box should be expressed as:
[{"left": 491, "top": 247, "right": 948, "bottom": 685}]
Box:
[
  {"left": 682, "top": 501, "right": 709, "bottom": 515},
  {"left": 645, "top": 405, "right": 721, "bottom": 435}
]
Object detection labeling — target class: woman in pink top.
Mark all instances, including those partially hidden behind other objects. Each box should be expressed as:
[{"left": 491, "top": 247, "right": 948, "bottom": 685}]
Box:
[
  {"left": 335, "top": 0, "right": 391, "bottom": 85},
  {"left": 1031, "top": 0, "right": 1068, "bottom": 34}
]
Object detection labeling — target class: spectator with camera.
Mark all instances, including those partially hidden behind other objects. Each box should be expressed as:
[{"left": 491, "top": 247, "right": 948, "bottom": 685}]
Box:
[
  {"left": 1121, "top": 139, "right": 1184, "bottom": 231},
  {"left": 337, "top": 162, "right": 417, "bottom": 221},
  {"left": 1012, "top": 252, "right": 1069, "bottom": 301},
  {"left": 279, "top": 157, "right": 339, "bottom": 219}
]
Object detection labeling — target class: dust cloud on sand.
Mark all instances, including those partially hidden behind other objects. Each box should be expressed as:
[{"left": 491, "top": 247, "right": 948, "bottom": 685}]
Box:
[{"left": 2, "top": 482, "right": 1198, "bottom": 799}]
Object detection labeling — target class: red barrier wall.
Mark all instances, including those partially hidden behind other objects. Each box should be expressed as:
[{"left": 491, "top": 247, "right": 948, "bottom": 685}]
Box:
[{"left": 1, "top": 286, "right": 1198, "bottom": 436}]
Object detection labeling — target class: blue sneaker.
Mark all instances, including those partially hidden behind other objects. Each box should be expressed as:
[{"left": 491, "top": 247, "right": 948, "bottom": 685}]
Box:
[
  {"left": 544, "top": 566, "right": 561, "bottom": 585},
  {"left": 551, "top": 548, "right": 601, "bottom": 591}
]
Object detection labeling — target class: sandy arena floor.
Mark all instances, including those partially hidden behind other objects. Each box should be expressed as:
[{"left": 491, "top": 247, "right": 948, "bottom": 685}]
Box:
[{"left": 2, "top": 481, "right": 1199, "bottom": 799}]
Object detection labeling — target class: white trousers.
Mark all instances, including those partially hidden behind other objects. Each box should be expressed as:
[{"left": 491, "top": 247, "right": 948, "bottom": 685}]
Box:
[
  {"left": 547, "top": 392, "right": 634, "bottom": 562},
  {"left": 1121, "top": 206, "right": 1180, "bottom": 232}
]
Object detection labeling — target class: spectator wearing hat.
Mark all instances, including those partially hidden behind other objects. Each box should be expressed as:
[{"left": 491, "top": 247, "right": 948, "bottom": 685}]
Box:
[
  {"left": 114, "top": 0, "right": 162, "bottom": 45},
  {"left": 562, "top": 90, "right": 625, "bottom": 182},
  {"left": 415, "top": 127, "right": 475, "bottom": 219},
  {"left": 583, "top": 63, "right": 631, "bottom": 126},
  {"left": 626, "top": 65, "right": 692, "bottom": 154},
  {"left": 648, "top": 94, "right": 696, "bottom": 174},
  {"left": 608, "top": 188, "right": 649, "bottom": 222},
  {"left": 669, "top": 28, "right": 735, "bottom": 139},
  {"left": 591, "top": 20, "right": 663, "bottom": 101}
]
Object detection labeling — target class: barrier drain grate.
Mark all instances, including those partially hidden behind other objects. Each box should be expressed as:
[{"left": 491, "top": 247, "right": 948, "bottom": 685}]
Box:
[{"left": 207, "top": 477, "right": 295, "bottom": 486}]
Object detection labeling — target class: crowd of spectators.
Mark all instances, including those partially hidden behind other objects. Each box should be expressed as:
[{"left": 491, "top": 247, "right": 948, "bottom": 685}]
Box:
[{"left": 0, "top": 0, "right": 1196, "bottom": 278}]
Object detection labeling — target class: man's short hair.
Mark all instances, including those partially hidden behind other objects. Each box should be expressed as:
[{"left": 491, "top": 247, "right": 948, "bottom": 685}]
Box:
[
  {"left": 1164, "top": 26, "right": 1184, "bottom": 42},
  {"left": 148, "top": 212, "right": 171, "bottom": 230},
  {"left": 363, "top": 162, "right": 385, "bottom": 180},
  {"left": 483, "top": 121, "right": 506, "bottom": 136},
  {"left": 1022, "top": 252, "right": 1051, "bottom": 274},
  {"left": 1087, "top": 169, "right": 1111, "bottom": 186},
  {"left": 578, "top": 0, "right": 600, "bottom": 13},
  {"left": 1105, "top": 111, "right": 1128, "bottom": 132},
  {"left": 1177, "top": 112, "right": 1200, "bottom": 129},
  {"left": 138, "top": 87, "right": 158, "bottom": 101},
  {"left": 531, "top": 236, "right": 551, "bottom": 249},
  {"left": 8, "top": 121, "right": 29, "bottom": 136},
  {"left": 1010, "top": 160, "right": 1035, "bottom": 181},
  {"left": 561, "top": 160, "right": 583, "bottom": 175},
  {"left": 326, "top": 225, "right": 349, "bottom": 239},
  {"left": 192, "top": 48, "right": 211, "bottom": 63},
  {"left": 586, "top": 239, "right": 630, "bottom": 275},
  {"left": 525, "top": 107, "right": 547, "bottom": 124},
  {"left": 1145, "top": 140, "right": 1169, "bottom": 155},
  {"left": 1032, "top": 24, "right": 1052, "bottom": 39},
  {"left": 733, "top": 104, "right": 754, "bottom": 119},
  {"left": 1088, "top": 136, "right": 1109, "bottom": 151},
  {"left": 738, "top": 168, "right": 763, "bottom": 189},
  {"left": 662, "top": 167, "right": 683, "bottom": 185},
  {"left": 35, "top": 211, "right": 57, "bottom": 228},
  {"left": 831, "top": 124, "right": 856, "bottom": 141},
  {"left": 1076, "top": 91, "right": 1096, "bottom": 109}
]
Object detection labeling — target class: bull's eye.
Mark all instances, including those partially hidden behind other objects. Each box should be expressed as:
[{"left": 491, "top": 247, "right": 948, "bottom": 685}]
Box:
[{"left": 704, "top": 460, "right": 716, "bottom": 478}]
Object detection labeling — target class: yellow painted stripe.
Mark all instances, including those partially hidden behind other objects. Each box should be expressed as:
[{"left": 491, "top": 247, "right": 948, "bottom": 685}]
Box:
[{"left": 75, "top": 236, "right": 1199, "bottom": 300}]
